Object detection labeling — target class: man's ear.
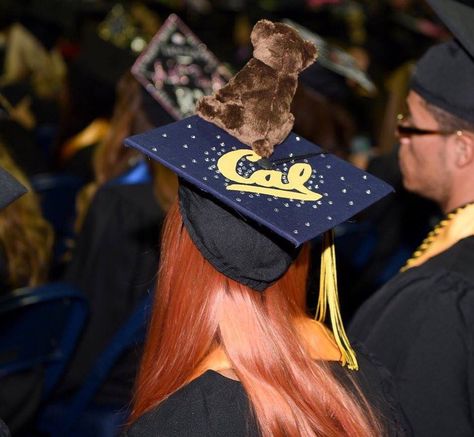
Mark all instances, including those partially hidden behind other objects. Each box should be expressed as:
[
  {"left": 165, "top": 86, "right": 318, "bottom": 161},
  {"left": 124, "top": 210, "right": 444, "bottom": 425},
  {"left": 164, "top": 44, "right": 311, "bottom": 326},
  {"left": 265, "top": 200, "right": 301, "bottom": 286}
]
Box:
[{"left": 454, "top": 131, "right": 474, "bottom": 167}]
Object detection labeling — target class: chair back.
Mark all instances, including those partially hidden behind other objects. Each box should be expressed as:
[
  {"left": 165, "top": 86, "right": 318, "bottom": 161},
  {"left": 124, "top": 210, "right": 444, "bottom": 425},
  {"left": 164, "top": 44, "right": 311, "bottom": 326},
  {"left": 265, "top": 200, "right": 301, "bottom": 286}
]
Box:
[
  {"left": 31, "top": 173, "right": 85, "bottom": 276},
  {"left": 38, "top": 292, "right": 152, "bottom": 436},
  {"left": 31, "top": 173, "right": 85, "bottom": 235},
  {"left": 0, "top": 283, "right": 88, "bottom": 398}
]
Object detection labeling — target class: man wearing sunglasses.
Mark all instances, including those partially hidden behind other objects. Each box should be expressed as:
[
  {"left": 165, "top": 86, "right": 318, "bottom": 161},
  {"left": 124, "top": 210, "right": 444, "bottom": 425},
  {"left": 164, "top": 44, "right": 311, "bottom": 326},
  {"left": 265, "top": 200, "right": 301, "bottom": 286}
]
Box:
[{"left": 350, "top": 1, "right": 474, "bottom": 436}]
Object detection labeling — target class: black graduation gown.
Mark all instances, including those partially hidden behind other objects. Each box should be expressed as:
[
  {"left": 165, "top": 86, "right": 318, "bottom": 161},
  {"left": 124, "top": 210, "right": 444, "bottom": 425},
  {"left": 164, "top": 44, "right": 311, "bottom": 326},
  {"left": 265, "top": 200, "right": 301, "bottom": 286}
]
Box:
[
  {"left": 124, "top": 348, "right": 412, "bottom": 436},
  {"left": 0, "top": 369, "right": 43, "bottom": 435},
  {"left": 0, "top": 418, "right": 10, "bottom": 437},
  {"left": 60, "top": 144, "right": 96, "bottom": 183},
  {"left": 349, "top": 236, "right": 474, "bottom": 437},
  {"left": 59, "top": 182, "right": 165, "bottom": 403}
]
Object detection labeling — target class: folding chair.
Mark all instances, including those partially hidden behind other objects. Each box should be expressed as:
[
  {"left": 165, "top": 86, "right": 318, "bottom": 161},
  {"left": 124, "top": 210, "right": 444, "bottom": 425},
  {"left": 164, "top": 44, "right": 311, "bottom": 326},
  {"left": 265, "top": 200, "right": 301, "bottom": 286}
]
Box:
[
  {"left": 0, "top": 282, "right": 88, "bottom": 399},
  {"left": 37, "top": 293, "right": 152, "bottom": 437},
  {"left": 31, "top": 173, "right": 85, "bottom": 277}
]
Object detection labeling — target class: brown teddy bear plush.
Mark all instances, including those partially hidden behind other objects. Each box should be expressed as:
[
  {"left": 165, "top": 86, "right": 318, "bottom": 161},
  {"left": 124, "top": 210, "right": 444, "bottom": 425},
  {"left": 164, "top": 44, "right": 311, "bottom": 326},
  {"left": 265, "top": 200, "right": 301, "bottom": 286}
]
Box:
[{"left": 196, "top": 19, "right": 317, "bottom": 158}]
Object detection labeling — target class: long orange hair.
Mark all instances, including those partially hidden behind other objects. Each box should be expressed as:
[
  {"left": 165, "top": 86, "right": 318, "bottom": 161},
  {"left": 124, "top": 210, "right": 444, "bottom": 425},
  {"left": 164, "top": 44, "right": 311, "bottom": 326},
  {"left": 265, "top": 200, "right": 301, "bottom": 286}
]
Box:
[{"left": 130, "top": 201, "right": 382, "bottom": 436}]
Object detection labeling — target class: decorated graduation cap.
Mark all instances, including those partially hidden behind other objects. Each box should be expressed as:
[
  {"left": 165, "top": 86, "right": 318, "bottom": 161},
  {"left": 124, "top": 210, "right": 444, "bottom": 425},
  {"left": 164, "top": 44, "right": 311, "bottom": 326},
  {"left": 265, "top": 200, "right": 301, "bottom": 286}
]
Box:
[
  {"left": 125, "top": 19, "right": 393, "bottom": 369},
  {"left": 0, "top": 167, "right": 27, "bottom": 210},
  {"left": 131, "top": 14, "right": 232, "bottom": 120},
  {"left": 98, "top": 3, "right": 150, "bottom": 54},
  {"left": 283, "top": 19, "right": 376, "bottom": 95},
  {"left": 411, "top": 0, "right": 474, "bottom": 124}
]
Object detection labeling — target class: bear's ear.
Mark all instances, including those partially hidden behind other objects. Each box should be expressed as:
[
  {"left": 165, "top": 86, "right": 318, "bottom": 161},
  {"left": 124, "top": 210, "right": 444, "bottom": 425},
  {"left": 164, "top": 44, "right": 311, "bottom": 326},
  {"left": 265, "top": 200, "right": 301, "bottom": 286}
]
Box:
[
  {"left": 301, "top": 40, "right": 317, "bottom": 70},
  {"left": 250, "top": 19, "right": 274, "bottom": 47}
]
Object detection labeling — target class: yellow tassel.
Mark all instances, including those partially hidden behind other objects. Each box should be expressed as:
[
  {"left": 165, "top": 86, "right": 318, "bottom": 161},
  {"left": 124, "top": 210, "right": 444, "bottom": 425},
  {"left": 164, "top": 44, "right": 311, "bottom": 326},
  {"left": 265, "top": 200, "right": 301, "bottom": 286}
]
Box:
[{"left": 316, "top": 230, "right": 359, "bottom": 370}]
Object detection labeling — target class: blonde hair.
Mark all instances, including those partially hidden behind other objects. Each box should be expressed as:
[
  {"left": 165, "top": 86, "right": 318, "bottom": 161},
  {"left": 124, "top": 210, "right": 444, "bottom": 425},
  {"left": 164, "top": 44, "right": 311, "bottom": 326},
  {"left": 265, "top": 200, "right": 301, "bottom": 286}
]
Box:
[{"left": 0, "top": 144, "right": 54, "bottom": 289}]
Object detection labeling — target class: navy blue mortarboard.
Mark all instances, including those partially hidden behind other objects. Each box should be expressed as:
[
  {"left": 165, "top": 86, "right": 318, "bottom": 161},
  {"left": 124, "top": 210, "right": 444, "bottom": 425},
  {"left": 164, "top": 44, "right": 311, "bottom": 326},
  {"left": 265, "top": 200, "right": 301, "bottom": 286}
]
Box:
[
  {"left": 126, "top": 115, "right": 392, "bottom": 248},
  {"left": 0, "top": 167, "right": 27, "bottom": 210},
  {"left": 125, "top": 115, "right": 393, "bottom": 369},
  {"left": 411, "top": 0, "right": 474, "bottom": 124},
  {"left": 131, "top": 14, "right": 232, "bottom": 120}
]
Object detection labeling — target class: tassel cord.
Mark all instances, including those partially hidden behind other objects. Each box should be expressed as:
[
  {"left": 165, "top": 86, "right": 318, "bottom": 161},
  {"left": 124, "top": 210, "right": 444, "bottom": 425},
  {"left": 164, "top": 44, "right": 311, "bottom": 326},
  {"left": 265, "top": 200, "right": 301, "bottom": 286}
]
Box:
[{"left": 316, "top": 230, "right": 358, "bottom": 370}]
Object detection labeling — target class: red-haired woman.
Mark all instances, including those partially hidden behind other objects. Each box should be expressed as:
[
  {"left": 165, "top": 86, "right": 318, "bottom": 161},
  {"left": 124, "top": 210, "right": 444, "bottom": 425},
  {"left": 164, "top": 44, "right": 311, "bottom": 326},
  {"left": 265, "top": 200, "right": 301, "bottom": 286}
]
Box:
[{"left": 124, "top": 184, "right": 411, "bottom": 437}]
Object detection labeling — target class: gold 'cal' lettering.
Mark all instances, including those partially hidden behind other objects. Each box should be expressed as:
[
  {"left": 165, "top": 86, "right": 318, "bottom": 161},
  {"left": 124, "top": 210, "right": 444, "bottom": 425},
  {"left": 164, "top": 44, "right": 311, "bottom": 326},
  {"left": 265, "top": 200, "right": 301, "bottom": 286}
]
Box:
[{"left": 217, "top": 149, "right": 322, "bottom": 201}]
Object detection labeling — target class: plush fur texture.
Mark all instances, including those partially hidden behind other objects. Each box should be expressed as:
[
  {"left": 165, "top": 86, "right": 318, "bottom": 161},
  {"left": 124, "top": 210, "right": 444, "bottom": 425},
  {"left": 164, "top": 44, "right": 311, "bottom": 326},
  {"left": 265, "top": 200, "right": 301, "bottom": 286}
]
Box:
[{"left": 196, "top": 20, "right": 317, "bottom": 158}]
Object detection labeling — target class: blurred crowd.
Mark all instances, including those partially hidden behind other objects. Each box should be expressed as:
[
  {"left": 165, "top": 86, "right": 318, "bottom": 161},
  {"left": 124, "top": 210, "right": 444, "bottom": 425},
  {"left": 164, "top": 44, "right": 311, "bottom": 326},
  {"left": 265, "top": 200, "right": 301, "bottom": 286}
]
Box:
[{"left": 0, "top": 0, "right": 451, "bottom": 435}]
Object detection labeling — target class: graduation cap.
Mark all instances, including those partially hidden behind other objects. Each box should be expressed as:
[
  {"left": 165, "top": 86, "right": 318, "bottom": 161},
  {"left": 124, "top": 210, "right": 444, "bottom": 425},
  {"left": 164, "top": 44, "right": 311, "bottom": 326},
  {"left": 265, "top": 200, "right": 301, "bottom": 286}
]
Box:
[
  {"left": 126, "top": 115, "right": 392, "bottom": 247},
  {"left": 131, "top": 14, "right": 232, "bottom": 120},
  {"left": 126, "top": 115, "right": 392, "bottom": 367},
  {"left": 0, "top": 167, "right": 27, "bottom": 210},
  {"left": 391, "top": 11, "right": 447, "bottom": 40},
  {"left": 283, "top": 19, "right": 376, "bottom": 95},
  {"left": 411, "top": 0, "right": 474, "bottom": 124},
  {"left": 98, "top": 3, "right": 146, "bottom": 53},
  {"left": 76, "top": 23, "right": 137, "bottom": 89},
  {"left": 125, "top": 19, "right": 393, "bottom": 370}
]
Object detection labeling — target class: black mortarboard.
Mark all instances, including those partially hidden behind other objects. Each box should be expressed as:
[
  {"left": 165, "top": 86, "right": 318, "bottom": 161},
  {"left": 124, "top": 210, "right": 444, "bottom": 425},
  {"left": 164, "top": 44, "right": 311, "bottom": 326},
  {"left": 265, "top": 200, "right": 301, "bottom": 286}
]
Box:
[
  {"left": 68, "top": 23, "right": 138, "bottom": 122},
  {"left": 132, "top": 14, "right": 232, "bottom": 120},
  {"left": 284, "top": 19, "right": 376, "bottom": 95},
  {"left": 427, "top": 0, "right": 474, "bottom": 57},
  {"left": 411, "top": 0, "right": 474, "bottom": 123},
  {"left": 0, "top": 167, "right": 27, "bottom": 210},
  {"left": 77, "top": 25, "right": 137, "bottom": 89}
]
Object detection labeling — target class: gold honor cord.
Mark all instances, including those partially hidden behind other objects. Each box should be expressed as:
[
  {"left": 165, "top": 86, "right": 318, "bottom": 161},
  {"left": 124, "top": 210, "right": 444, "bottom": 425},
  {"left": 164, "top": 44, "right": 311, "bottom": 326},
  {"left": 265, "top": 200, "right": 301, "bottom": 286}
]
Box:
[
  {"left": 400, "top": 218, "right": 452, "bottom": 272},
  {"left": 401, "top": 202, "right": 474, "bottom": 272},
  {"left": 316, "top": 230, "right": 358, "bottom": 370}
]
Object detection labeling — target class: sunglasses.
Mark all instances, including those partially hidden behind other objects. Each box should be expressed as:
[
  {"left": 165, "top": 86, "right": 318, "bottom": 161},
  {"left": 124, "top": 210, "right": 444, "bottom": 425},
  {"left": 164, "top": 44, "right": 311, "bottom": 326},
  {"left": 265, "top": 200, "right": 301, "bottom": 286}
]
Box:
[{"left": 395, "top": 114, "right": 462, "bottom": 138}]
